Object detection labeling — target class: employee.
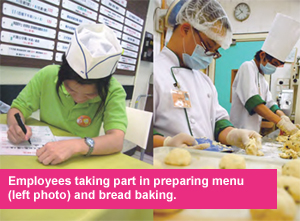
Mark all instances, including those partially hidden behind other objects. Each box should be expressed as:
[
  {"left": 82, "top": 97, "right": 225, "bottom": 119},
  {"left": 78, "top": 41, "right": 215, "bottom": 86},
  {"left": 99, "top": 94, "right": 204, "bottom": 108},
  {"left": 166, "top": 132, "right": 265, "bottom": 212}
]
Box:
[
  {"left": 154, "top": 0, "right": 261, "bottom": 148},
  {"left": 7, "top": 24, "right": 127, "bottom": 165},
  {"left": 230, "top": 13, "right": 300, "bottom": 135}
]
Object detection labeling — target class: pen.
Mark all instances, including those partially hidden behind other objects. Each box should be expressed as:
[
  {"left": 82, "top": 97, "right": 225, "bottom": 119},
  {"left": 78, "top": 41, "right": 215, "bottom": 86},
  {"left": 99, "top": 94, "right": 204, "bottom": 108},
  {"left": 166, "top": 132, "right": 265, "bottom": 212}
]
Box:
[{"left": 14, "top": 113, "right": 32, "bottom": 145}]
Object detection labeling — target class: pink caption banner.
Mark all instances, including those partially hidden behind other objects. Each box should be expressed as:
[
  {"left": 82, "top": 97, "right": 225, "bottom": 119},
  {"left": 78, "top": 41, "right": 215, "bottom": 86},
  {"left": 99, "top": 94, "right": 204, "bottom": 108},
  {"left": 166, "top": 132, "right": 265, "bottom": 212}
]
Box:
[{"left": 0, "top": 169, "right": 276, "bottom": 209}]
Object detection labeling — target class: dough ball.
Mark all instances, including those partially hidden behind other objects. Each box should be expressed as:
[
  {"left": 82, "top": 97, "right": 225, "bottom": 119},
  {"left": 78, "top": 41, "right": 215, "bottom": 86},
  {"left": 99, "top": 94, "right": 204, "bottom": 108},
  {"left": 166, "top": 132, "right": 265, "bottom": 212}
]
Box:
[
  {"left": 282, "top": 159, "right": 300, "bottom": 178},
  {"left": 164, "top": 148, "right": 192, "bottom": 166},
  {"left": 277, "top": 176, "right": 300, "bottom": 203},
  {"left": 200, "top": 166, "right": 217, "bottom": 169},
  {"left": 250, "top": 188, "right": 297, "bottom": 221},
  {"left": 153, "top": 209, "right": 182, "bottom": 214},
  {"left": 219, "top": 154, "right": 246, "bottom": 169}
]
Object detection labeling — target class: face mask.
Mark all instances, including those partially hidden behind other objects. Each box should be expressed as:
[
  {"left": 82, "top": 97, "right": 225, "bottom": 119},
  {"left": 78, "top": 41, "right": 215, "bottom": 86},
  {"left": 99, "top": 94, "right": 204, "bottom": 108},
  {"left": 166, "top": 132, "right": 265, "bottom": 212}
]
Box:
[
  {"left": 260, "top": 62, "right": 277, "bottom": 75},
  {"left": 182, "top": 30, "right": 213, "bottom": 70}
]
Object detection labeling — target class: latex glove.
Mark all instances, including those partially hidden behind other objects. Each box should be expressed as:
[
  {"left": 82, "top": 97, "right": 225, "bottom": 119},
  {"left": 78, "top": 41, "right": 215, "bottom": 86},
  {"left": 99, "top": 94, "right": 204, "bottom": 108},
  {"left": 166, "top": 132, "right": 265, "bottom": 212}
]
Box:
[
  {"left": 226, "top": 128, "right": 262, "bottom": 149},
  {"left": 164, "top": 133, "right": 197, "bottom": 148},
  {"left": 277, "top": 116, "right": 298, "bottom": 135},
  {"left": 7, "top": 124, "right": 32, "bottom": 144}
]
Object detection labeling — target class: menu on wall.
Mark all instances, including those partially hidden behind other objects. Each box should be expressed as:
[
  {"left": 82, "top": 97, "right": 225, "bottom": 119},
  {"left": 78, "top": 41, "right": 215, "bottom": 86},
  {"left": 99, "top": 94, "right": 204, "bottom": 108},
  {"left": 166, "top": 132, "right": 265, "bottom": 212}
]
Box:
[{"left": 0, "top": 0, "right": 149, "bottom": 76}]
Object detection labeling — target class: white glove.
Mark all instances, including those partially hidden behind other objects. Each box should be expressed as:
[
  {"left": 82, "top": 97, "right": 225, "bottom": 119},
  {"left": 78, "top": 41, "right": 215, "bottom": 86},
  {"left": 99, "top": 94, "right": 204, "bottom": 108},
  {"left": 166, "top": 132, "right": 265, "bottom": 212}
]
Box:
[
  {"left": 164, "top": 133, "right": 197, "bottom": 147},
  {"left": 226, "top": 129, "right": 262, "bottom": 149},
  {"left": 277, "top": 116, "right": 298, "bottom": 135}
]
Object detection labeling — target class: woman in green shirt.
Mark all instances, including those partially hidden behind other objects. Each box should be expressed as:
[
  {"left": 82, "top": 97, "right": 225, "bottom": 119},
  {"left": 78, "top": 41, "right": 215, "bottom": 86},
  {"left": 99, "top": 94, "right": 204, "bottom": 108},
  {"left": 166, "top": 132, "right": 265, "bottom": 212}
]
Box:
[{"left": 6, "top": 24, "right": 127, "bottom": 165}]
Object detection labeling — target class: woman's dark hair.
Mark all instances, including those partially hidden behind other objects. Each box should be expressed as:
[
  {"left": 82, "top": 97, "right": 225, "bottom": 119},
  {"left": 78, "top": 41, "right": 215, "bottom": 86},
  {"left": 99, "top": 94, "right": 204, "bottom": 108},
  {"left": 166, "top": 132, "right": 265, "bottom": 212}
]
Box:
[
  {"left": 56, "top": 54, "right": 112, "bottom": 118},
  {"left": 254, "top": 50, "right": 284, "bottom": 65}
]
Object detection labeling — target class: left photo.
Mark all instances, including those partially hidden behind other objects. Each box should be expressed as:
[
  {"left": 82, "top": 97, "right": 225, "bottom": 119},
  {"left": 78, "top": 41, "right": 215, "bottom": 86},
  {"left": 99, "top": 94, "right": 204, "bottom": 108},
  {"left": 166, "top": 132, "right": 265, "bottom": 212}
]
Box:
[{"left": 0, "top": 0, "right": 154, "bottom": 220}]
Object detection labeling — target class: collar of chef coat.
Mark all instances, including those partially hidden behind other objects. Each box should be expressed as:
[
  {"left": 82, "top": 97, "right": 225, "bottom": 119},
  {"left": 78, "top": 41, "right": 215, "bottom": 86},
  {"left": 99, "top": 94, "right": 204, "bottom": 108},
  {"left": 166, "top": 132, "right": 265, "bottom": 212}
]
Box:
[{"left": 164, "top": 46, "right": 182, "bottom": 67}]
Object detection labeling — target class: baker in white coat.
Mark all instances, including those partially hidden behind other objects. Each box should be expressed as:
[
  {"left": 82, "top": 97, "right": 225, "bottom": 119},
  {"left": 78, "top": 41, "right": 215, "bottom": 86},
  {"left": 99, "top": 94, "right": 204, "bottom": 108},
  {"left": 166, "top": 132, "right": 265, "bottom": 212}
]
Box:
[
  {"left": 230, "top": 13, "right": 300, "bottom": 135},
  {"left": 153, "top": 0, "right": 261, "bottom": 149}
]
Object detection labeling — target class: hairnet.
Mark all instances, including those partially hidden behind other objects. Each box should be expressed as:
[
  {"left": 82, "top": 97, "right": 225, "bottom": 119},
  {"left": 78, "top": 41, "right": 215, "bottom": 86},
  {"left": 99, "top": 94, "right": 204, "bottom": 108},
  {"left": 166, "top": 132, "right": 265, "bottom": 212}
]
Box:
[{"left": 168, "top": 0, "right": 232, "bottom": 49}]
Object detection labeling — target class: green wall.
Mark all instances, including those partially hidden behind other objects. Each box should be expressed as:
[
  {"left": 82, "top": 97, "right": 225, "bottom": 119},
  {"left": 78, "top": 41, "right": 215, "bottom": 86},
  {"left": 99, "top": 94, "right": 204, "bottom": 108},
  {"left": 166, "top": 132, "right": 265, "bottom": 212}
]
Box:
[{"left": 214, "top": 41, "right": 264, "bottom": 113}]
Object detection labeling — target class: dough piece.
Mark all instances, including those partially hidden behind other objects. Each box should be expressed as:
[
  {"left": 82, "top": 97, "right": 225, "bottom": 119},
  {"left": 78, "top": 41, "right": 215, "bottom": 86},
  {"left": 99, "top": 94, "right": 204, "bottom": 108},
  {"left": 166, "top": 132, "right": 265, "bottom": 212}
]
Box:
[
  {"left": 219, "top": 154, "right": 246, "bottom": 169},
  {"left": 153, "top": 209, "right": 182, "bottom": 214},
  {"left": 279, "top": 149, "right": 298, "bottom": 159},
  {"left": 250, "top": 188, "right": 297, "bottom": 221},
  {"left": 188, "top": 143, "right": 210, "bottom": 150},
  {"left": 282, "top": 159, "right": 300, "bottom": 178},
  {"left": 277, "top": 176, "right": 300, "bottom": 203},
  {"left": 245, "top": 138, "right": 262, "bottom": 156},
  {"left": 200, "top": 166, "right": 216, "bottom": 169},
  {"left": 276, "top": 135, "right": 288, "bottom": 143},
  {"left": 164, "top": 148, "right": 192, "bottom": 166},
  {"left": 257, "top": 150, "right": 264, "bottom": 156}
]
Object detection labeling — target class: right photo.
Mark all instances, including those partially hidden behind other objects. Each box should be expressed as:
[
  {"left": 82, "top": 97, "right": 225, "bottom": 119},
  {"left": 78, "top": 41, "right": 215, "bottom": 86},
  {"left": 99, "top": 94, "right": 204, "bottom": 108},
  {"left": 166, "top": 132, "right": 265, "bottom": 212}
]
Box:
[{"left": 152, "top": 0, "right": 300, "bottom": 220}]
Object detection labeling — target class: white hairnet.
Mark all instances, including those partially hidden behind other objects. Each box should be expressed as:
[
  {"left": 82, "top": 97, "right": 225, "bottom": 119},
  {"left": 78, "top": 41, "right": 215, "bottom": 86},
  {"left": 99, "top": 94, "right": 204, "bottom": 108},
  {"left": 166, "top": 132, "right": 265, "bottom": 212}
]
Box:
[{"left": 170, "top": 0, "right": 232, "bottom": 49}]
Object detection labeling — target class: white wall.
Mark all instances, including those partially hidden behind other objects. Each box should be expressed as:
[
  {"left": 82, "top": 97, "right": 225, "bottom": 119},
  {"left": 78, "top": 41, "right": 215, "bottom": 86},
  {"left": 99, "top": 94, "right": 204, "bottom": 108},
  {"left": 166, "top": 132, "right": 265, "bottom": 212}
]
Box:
[{"left": 130, "top": 0, "right": 155, "bottom": 110}]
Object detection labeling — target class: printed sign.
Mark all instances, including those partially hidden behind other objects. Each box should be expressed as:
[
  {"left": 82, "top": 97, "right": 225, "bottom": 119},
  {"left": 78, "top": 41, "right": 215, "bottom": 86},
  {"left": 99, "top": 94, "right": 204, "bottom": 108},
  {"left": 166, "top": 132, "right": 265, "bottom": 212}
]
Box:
[
  {"left": 3, "top": 3, "right": 58, "bottom": 28},
  {"left": 102, "top": 0, "right": 125, "bottom": 15},
  {"left": 123, "top": 26, "right": 141, "bottom": 39},
  {"left": 122, "top": 33, "right": 140, "bottom": 45},
  {"left": 59, "top": 20, "right": 77, "bottom": 33},
  {"left": 56, "top": 42, "right": 69, "bottom": 52},
  {"left": 7, "top": 0, "right": 59, "bottom": 17},
  {"left": 1, "top": 31, "right": 55, "bottom": 50},
  {"left": 0, "top": 44, "right": 53, "bottom": 60},
  {"left": 117, "top": 63, "right": 135, "bottom": 71},
  {"left": 2, "top": 17, "right": 56, "bottom": 39},
  {"left": 98, "top": 15, "right": 123, "bottom": 31},
  {"left": 58, "top": 31, "right": 73, "bottom": 43},
  {"left": 119, "top": 56, "right": 136, "bottom": 65},
  {"left": 72, "top": 0, "right": 99, "bottom": 11},
  {"left": 126, "top": 11, "right": 144, "bottom": 26},
  {"left": 60, "top": 9, "right": 95, "bottom": 25},
  {"left": 121, "top": 41, "right": 139, "bottom": 52},
  {"left": 62, "top": 0, "right": 97, "bottom": 21},
  {"left": 43, "top": 0, "right": 60, "bottom": 6},
  {"left": 112, "top": 29, "right": 122, "bottom": 39},
  {"left": 55, "top": 52, "right": 63, "bottom": 62},
  {"left": 125, "top": 18, "right": 142, "bottom": 32},
  {"left": 123, "top": 49, "right": 138, "bottom": 58},
  {"left": 112, "top": 0, "right": 127, "bottom": 8},
  {"left": 100, "top": 5, "right": 124, "bottom": 23}
]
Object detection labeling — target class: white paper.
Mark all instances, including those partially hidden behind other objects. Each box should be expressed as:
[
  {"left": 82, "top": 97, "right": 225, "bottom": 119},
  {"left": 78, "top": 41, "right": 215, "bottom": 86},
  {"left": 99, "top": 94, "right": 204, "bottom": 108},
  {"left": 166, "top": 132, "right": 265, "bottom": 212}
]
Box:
[
  {"left": 0, "top": 124, "right": 56, "bottom": 156},
  {"left": 60, "top": 9, "right": 95, "bottom": 25},
  {"left": 122, "top": 33, "right": 140, "bottom": 45},
  {"left": 72, "top": 0, "right": 99, "bottom": 11},
  {"left": 100, "top": 5, "right": 125, "bottom": 23},
  {"left": 117, "top": 63, "right": 135, "bottom": 71},
  {"left": 59, "top": 20, "right": 77, "bottom": 33},
  {"left": 126, "top": 11, "right": 144, "bottom": 26},
  {"left": 98, "top": 15, "right": 123, "bottom": 31},
  {"left": 102, "top": 0, "right": 126, "bottom": 15}
]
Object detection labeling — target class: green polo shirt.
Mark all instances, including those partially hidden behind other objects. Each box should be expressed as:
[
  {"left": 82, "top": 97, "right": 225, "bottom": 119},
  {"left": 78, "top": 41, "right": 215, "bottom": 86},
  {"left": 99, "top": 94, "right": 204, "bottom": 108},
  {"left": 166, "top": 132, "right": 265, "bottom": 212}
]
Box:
[{"left": 11, "top": 65, "right": 127, "bottom": 138}]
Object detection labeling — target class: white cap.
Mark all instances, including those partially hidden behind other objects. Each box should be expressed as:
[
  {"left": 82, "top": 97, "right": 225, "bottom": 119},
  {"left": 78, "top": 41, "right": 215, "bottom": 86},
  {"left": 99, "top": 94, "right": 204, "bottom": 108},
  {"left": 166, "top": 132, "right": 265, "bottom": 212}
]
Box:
[
  {"left": 66, "top": 23, "right": 123, "bottom": 79},
  {"left": 262, "top": 13, "right": 300, "bottom": 62}
]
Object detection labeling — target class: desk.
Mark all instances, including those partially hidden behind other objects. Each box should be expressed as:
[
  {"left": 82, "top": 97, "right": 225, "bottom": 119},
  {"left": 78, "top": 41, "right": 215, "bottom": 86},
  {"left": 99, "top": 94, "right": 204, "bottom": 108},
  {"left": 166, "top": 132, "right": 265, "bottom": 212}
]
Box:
[{"left": 0, "top": 114, "right": 153, "bottom": 221}]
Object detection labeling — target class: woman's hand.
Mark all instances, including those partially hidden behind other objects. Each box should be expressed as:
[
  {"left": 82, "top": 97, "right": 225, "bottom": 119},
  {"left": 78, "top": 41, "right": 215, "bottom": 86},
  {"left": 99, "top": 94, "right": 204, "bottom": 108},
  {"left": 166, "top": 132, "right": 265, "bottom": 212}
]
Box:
[
  {"left": 36, "top": 139, "right": 83, "bottom": 165},
  {"left": 7, "top": 124, "right": 32, "bottom": 144}
]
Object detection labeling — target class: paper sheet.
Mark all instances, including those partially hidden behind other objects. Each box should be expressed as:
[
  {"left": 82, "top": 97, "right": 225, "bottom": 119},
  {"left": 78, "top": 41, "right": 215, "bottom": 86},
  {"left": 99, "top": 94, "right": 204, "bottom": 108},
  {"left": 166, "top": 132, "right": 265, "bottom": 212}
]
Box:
[{"left": 0, "top": 124, "right": 55, "bottom": 155}]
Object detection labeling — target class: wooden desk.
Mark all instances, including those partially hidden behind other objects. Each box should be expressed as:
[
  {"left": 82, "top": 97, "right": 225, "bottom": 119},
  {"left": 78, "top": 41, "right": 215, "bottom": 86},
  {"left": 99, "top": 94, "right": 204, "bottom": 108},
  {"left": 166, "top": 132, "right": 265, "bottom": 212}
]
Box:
[{"left": 0, "top": 114, "right": 153, "bottom": 221}]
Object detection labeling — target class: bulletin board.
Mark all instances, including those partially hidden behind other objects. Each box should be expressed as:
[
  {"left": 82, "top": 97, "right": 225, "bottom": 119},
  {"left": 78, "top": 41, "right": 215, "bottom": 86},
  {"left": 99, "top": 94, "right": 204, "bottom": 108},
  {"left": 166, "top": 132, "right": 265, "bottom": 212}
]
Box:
[{"left": 0, "top": 0, "right": 149, "bottom": 76}]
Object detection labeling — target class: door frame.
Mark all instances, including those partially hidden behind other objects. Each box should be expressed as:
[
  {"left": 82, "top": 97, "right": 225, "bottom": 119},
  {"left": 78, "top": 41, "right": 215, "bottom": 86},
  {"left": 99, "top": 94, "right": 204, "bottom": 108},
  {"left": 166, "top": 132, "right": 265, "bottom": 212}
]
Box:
[{"left": 208, "top": 32, "right": 268, "bottom": 83}]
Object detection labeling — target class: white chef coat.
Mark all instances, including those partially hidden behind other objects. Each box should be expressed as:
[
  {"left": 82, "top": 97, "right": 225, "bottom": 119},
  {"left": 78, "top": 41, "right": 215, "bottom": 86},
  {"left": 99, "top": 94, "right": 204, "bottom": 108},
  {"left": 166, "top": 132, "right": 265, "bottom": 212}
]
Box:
[
  {"left": 230, "top": 60, "right": 278, "bottom": 132},
  {"left": 154, "top": 47, "right": 231, "bottom": 140}
]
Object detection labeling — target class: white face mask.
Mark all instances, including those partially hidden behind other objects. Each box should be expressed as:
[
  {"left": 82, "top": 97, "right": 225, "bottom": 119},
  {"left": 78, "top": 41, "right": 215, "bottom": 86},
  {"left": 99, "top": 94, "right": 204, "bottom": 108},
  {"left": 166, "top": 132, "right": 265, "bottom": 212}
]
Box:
[
  {"left": 260, "top": 62, "right": 277, "bottom": 75},
  {"left": 182, "top": 29, "right": 213, "bottom": 70}
]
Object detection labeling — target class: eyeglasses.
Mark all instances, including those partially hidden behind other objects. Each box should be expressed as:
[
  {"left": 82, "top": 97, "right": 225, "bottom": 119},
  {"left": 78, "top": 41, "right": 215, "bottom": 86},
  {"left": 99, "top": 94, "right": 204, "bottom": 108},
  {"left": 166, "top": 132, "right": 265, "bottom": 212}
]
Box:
[{"left": 194, "top": 30, "right": 221, "bottom": 59}]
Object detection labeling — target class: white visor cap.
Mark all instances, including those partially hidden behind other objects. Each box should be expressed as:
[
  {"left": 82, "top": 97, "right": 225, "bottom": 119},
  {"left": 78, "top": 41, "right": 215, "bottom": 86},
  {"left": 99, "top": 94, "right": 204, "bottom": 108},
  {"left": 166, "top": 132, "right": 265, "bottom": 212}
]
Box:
[
  {"left": 176, "top": 0, "right": 232, "bottom": 49},
  {"left": 262, "top": 13, "right": 300, "bottom": 62},
  {"left": 66, "top": 24, "right": 123, "bottom": 79}
]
